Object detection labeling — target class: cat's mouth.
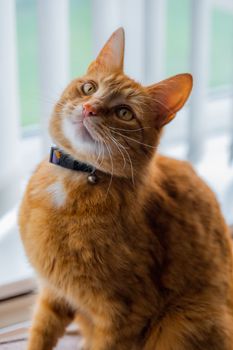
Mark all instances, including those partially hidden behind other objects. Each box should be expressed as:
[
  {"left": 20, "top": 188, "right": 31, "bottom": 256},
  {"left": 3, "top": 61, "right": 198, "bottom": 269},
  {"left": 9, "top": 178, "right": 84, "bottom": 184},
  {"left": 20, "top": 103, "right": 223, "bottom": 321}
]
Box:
[
  {"left": 82, "top": 117, "right": 103, "bottom": 143},
  {"left": 83, "top": 119, "right": 98, "bottom": 141},
  {"left": 70, "top": 117, "right": 97, "bottom": 143}
]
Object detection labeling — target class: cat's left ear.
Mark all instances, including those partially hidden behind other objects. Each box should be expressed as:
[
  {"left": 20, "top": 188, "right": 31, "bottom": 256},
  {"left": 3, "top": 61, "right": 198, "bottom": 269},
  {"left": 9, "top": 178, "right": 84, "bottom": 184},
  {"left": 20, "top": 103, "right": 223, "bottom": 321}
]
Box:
[
  {"left": 146, "top": 74, "right": 193, "bottom": 128},
  {"left": 88, "top": 27, "right": 125, "bottom": 73}
]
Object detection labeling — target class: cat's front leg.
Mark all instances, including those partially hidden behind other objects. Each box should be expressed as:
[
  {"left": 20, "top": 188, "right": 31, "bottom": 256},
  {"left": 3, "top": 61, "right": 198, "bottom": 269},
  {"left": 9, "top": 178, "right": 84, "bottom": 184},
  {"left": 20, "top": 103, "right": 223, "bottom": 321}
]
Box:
[
  {"left": 90, "top": 320, "right": 141, "bottom": 350},
  {"left": 27, "top": 287, "right": 75, "bottom": 350},
  {"left": 75, "top": 312, "right": 94, "bottom": 350}
]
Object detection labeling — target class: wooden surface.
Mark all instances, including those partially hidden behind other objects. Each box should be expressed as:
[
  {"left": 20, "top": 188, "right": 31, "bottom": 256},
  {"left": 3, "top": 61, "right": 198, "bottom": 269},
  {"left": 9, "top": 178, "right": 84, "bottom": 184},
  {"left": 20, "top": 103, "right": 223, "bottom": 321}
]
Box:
[
  {"left": 0, "top": 294, "right": 35, "bottom": 329},
  {"left": 0, "top": 334, "right": 82, "bottom": 349}
]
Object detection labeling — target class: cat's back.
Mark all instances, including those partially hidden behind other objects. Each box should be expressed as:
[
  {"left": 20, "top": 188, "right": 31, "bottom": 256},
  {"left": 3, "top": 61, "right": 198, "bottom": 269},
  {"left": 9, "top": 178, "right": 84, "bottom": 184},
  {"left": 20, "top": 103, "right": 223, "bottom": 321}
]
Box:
[
  {"left": 149, "top": 154, "right": 229, "bottom": 248},
  {"left": 145, "top": 154, "right": 233, "bottom": 297},
  {"left": 154, "top": 154, "right": 222, "bottom": 222}
]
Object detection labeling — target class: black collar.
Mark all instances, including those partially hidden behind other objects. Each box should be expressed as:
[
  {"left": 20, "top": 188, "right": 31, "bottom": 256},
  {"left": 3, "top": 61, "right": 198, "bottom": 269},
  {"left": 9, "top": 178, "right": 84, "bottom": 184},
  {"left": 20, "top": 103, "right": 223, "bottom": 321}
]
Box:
[{"left": 49, "top": 146, "right": 96, "bottom": 174}]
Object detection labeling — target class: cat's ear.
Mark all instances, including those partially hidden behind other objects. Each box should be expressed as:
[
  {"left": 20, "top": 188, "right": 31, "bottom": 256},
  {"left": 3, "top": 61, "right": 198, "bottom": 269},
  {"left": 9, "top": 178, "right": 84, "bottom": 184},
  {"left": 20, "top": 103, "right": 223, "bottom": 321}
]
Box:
[
  {"left": 146, "top": 74, "right": 193, "bottom": 128},
  {"left": 88, "top": 27, "right": 125, "bottom": 73}
]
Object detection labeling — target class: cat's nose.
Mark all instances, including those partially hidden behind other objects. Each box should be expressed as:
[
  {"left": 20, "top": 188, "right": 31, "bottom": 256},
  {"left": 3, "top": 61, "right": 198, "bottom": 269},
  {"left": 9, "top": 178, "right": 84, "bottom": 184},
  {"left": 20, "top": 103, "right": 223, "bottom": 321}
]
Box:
[{"left": 82, "top": 103, "right": 97, "bottom": 118}]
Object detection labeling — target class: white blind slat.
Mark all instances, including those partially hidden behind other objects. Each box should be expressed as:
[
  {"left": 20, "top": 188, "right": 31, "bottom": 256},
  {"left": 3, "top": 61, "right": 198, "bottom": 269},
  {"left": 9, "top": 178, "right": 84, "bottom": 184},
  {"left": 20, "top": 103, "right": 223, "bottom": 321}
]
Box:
[
  {"left": 118, "top": 0, "right": 145, "bottom": 83},
  {"left": 37, "top": 0, "right": 70, "bottom": 154},
  {"left": 0, "top": 0, "right": 20, "bottom": 216},
  {"left": 145, "top": 0, "right": 166, "bottom": 84},
  {"left": 214, "top": 0, "right": 233, "bottom": 13},
  {"left": 188, "top": 0, "right": 211, "bottom": 162},
  {"left": 92, "top": 0, "right": 120, "bottom": 57}
]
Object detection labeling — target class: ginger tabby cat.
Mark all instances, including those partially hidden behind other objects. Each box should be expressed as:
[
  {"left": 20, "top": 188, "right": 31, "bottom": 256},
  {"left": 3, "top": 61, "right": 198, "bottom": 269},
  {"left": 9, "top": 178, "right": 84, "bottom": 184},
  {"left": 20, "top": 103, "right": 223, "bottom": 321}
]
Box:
[{"left": 19, "top": 28, "right": 233, "bottom": 350}]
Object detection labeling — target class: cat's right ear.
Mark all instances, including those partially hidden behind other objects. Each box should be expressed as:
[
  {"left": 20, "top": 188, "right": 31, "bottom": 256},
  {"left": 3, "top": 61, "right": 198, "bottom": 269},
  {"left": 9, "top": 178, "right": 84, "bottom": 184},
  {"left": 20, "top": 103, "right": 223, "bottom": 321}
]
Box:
[
  {"left": 88, "top": 28, "right": 125, "bottom": 73},
  {"left": 146, "top": 74, "right": 193, "bottom": 128}
]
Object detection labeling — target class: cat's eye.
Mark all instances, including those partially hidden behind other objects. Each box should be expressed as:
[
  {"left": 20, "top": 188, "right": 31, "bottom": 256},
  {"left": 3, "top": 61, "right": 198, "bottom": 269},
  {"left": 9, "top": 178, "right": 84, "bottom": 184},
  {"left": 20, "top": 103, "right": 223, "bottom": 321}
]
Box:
[
  {"left": 116, "top": 107, "right": 134, "bottom": 121},
  {"left": 82, "top": 82, "right": 96, "bottom": 95}
]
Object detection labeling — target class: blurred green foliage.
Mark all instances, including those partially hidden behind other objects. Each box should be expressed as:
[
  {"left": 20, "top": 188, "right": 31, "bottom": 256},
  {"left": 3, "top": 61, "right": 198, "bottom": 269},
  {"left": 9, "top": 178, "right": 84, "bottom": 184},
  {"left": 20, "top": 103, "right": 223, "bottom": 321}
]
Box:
[{"left": 16, "top": 0, "right": 233, "bottom": 127}]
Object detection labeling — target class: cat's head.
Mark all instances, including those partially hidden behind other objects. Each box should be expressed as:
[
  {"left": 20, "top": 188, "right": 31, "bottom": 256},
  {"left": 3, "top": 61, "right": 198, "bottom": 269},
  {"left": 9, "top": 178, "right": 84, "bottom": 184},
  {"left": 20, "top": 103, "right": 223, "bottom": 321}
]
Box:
[{"left": 50, "top": 28, "right": 193, "bottom": 179}]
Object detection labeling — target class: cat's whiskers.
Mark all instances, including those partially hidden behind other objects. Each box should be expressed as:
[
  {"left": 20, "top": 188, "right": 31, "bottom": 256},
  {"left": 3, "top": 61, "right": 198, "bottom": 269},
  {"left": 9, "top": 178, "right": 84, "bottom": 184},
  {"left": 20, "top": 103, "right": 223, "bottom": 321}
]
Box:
[
  {"left": 109, "top": 126, "right": 152, "bottom": 132},
  {"left": 37, "top": 95, "right": 67, "bottom": 107},
  {"left": 100, "top": 141, "right": 105, "bottom": 167},
  {"left": 91, "top": 125, "right": 115, "bottom": 195},
  {"left": 109, "top": 126, "right": 152, "bottom": 133},
  {"left": 95, "top": 136, "right": 106, "bottom": 169},
  {"left": 93, "top": 127, "right": 134, "bottom": 187},
  {"left": 104, "top": 131, "right": 127, "bottom": 170},
  {"left": 124, "top": 147, "right": 135, "bottom": 185},
  {"left": 117, "top": 141, "right": 135, "bottom": 185},
  {"left": 110, "top": 129, "right": 157, "bottom": 150},
  {"left": 104, "top": 127, "right": 135, "bottom": 185},
  {"left": 112, "top": 135, "right": 135, "bottom": 185},
  {"left": 102, "top": 138, "right": 114, "bottom": 197},
  {"left": 95, "top": 140, "right": 103, "bottom": 166},
  {"left": 58, "top": 101, "right": 77, "bottom": 112}
]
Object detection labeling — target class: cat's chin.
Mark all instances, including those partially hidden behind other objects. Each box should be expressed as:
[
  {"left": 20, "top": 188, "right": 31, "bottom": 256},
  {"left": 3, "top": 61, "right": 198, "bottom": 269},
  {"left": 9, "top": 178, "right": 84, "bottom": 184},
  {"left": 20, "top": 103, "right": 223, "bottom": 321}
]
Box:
[
  {"left": 70, "top": 118, "right": 96, "bottom": 144},
  {"left": 82, "top": 119, "right": 99, "bottom": 143},
  {"left": 62, "top": 118, "right": 97, "bottom": 154}
]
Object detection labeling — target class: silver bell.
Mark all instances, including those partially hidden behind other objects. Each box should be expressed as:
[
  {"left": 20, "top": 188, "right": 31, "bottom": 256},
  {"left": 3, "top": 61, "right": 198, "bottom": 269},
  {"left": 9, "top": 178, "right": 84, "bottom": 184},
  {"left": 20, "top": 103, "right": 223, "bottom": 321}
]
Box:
[{"left": 87, "top": 173, "right": 98, "bottom": 184}]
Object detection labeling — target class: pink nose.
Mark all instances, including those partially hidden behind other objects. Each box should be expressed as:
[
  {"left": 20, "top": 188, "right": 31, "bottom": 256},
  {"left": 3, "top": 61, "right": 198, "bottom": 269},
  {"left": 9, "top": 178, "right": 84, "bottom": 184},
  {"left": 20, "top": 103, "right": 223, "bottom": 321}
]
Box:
[{"left": 83, "top": 103, "right": 97, "bottom": 117}]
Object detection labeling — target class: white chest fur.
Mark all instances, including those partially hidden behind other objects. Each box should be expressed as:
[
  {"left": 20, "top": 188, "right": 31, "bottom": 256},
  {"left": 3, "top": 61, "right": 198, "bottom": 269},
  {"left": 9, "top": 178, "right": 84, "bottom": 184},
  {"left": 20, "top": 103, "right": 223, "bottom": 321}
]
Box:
[{"left": 46, "top": 181, "right": 67, "bottom": 208}]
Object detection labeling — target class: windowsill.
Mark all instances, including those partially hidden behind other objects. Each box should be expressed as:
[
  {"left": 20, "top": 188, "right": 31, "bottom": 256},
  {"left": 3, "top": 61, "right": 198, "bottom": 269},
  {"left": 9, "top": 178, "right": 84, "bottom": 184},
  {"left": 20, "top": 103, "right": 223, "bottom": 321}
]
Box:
[
  {"left": 0, "top": 316, "right": 80, "bottom": 349},
  {"left": 0, "top": 222, "right": 35, "bottom": 300},
  {"left": 0, "top": 293, "right": 35, "bottom": 329},
  {"left": 0, "top": 321, "right": 30, "bottom": 345},
  {"left": 0, "top": 278, "right": 36, "bottom": 301}
]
